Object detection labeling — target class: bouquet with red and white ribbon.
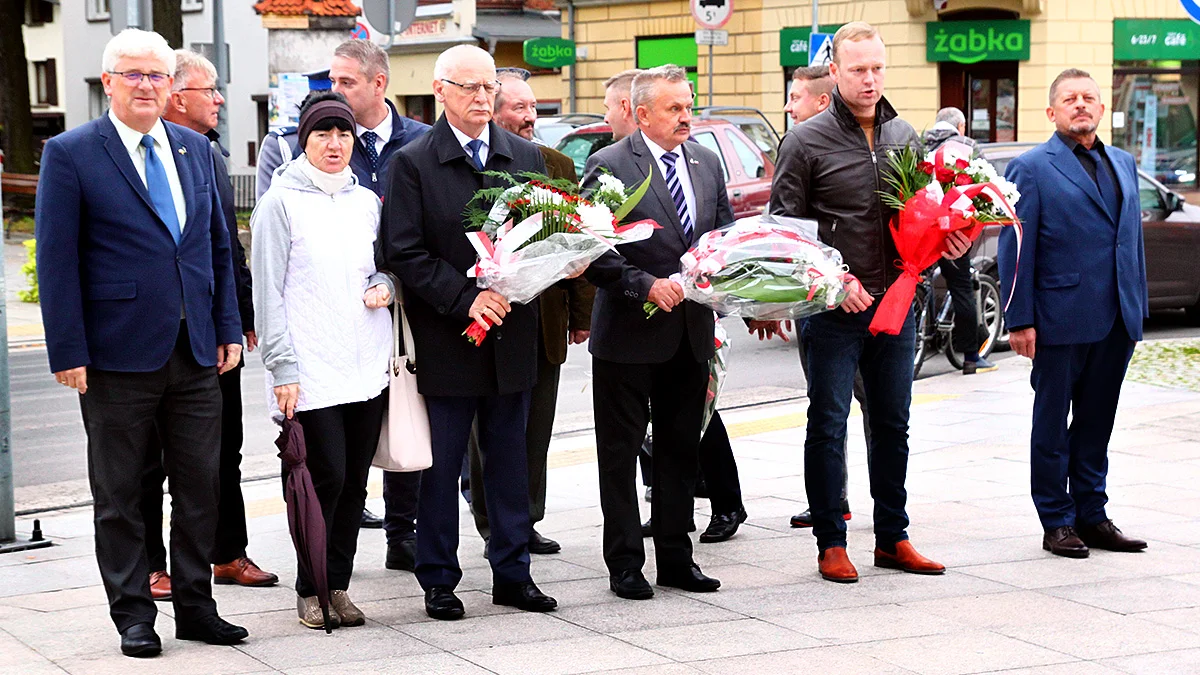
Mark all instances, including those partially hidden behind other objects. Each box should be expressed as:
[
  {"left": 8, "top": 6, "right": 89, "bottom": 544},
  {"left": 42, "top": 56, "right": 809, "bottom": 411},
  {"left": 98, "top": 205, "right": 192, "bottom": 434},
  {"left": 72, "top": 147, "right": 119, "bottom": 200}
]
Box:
[
  {"left": 870, "top": 140, "right": 1023, "bottom": 336},
  {"left": 645, "top": 215, "right": 850, "bottom": 321},
  {"left": 461, "top": 171, "right": 656, "bottom": 345}
]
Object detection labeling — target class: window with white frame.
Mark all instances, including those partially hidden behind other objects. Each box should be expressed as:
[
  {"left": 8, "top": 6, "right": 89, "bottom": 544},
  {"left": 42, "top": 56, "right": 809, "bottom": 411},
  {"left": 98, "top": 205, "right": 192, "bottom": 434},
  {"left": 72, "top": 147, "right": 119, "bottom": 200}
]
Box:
[
  {"left": 182, "top": 0, "right": 204, "bottom": 12},
  {"left": 87, "top": 79, "right": 108, "bottom": 120},
  {"left": 86, "top": 0, "right": 110, "bottom": 22}
]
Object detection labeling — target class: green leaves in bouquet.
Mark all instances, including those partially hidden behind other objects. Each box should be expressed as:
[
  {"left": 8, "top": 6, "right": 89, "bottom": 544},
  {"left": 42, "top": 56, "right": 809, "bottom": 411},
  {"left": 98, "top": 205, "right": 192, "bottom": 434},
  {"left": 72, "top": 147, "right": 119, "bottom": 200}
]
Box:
[
  {"left": 462, "top": 170, "right": 581, "bottom": 231},
  {"left": 611, "top": 168, "right": 654, "bottom": 222},
  {"left": 878, "top": 144, "right": 930, "bottom": 213}
]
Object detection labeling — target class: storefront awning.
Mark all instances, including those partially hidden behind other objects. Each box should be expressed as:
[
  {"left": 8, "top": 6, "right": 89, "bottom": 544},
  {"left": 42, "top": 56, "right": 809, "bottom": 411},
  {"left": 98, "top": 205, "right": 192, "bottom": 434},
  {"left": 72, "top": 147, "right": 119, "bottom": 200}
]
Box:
[{"left": 473, "top": 12, "right": 562, "bottom": 45}]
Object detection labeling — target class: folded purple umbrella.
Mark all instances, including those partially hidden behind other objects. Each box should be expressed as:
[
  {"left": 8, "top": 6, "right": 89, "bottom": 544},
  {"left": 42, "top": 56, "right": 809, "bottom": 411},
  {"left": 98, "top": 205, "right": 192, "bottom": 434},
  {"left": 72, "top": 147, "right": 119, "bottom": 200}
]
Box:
[{"left": 276, "top": 417, "right": 332, "bottom": 633}]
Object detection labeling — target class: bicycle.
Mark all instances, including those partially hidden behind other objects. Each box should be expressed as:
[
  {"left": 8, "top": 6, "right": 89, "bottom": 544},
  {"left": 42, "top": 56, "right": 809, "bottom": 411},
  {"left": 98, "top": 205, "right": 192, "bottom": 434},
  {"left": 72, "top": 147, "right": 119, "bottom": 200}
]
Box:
[{"left": 912, "top": 262, "right": 1004, "bottom": 378}]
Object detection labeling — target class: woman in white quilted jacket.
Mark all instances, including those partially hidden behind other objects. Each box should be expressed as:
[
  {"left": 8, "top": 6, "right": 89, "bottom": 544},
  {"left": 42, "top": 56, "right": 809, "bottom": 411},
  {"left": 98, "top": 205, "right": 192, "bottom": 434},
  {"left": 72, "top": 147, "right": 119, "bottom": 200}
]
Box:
[{"left": 251, "top": 91, "right": 394, "bottom": 630}]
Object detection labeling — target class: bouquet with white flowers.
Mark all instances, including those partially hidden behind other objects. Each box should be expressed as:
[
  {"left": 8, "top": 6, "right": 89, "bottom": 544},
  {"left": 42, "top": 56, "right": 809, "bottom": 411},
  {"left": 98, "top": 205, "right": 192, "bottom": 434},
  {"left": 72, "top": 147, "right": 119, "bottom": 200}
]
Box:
[{"left": 460, "top": 171, "right": 656, "bottom": 345}]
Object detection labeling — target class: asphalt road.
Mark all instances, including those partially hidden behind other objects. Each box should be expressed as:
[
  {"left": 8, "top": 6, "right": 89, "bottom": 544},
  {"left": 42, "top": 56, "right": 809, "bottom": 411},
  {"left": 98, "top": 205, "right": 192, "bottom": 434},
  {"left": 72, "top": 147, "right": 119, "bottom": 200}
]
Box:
[{"left": 8, "top": 312, "right": 1200, "bottom": 490}]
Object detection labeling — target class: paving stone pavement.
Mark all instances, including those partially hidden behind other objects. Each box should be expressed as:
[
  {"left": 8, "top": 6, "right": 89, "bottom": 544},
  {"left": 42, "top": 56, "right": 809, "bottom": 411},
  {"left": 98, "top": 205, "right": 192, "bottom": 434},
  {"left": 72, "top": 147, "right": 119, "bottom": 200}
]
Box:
[{"left": 1, "top": 358, "right": 1198, "bottom": 674}]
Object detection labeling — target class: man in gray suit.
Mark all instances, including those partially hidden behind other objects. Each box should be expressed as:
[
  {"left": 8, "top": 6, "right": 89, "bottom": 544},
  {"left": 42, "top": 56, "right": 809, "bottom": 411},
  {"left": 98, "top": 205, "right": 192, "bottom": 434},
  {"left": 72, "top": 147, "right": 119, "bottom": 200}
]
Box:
[{"left": 581, "top": 65, "right": 732, "bottom": 600}]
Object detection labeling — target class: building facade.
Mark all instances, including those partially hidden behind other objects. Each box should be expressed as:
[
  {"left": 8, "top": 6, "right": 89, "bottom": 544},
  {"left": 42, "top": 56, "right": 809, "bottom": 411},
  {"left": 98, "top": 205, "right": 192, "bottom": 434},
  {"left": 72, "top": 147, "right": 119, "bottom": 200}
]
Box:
[
  {"left": 21, "top": 0, "right": 66, "bottom": 147},
  {"left": 566, "top": 0, "right": 1200, "bottom": 191},
  {"left": 61, "top": 0, "right": 269, "bottom": 175}
]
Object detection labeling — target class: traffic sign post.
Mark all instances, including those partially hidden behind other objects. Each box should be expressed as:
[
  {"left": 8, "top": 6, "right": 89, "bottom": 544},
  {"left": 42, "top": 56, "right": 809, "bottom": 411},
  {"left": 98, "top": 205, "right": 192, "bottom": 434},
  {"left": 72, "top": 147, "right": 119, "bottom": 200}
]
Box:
[
  {"left": 694, "top": 29, "right": 729, "bottom": 47},
  {"left": 690, "top": 0, "right": 733, "bottom": 106},
  {"left": 809, "top": 31, "right": 833, "bottom": 66}
]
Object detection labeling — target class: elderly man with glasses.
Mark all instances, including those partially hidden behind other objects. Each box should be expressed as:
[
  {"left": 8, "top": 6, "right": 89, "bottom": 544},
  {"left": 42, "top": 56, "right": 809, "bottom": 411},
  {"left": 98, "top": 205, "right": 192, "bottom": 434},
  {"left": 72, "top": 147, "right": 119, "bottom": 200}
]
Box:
[
  {"left": 35, "top": 29, "right": 248, "bottom": 657},
  {"left": 379, "top": 44, "right": 557, "bottom": 621}
]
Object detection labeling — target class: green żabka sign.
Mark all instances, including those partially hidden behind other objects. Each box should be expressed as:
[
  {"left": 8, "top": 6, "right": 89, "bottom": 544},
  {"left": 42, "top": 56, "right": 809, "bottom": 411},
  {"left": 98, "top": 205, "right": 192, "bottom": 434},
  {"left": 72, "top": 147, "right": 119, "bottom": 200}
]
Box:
[
  {"left": 524, "top": 37, "right": 576, "bottom": 68},
  {"left": 926, "top": 20, "right": 1030, "bottom": 63},
  {"left": 779, "top": 25, "right": 842, "bottom": 67},
  {"left": 1113, "top": 19, "right": 1200, "bottom": 61}
]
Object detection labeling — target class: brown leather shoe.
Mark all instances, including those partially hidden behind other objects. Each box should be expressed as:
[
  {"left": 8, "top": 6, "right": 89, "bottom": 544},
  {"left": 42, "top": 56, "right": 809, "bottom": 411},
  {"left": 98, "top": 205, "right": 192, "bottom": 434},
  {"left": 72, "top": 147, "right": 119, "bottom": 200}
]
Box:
[
  {"left": 874, "top": 540, "right": 945, "bottom": 575},
  {"left": 149, "top": 571, "right": 171, "bottom": 601},
  {"left": 1043, "top": 525, "right": 1089, "bottom": 558},
  {"left": 214, "top": 557, "right": 279, "bottom": 587},
  {"left": 1078, "top": 520, "right": 1147, "bottom": 552},
  {"left": 817, "top": 546, "right": 858, "bottom": 583}
]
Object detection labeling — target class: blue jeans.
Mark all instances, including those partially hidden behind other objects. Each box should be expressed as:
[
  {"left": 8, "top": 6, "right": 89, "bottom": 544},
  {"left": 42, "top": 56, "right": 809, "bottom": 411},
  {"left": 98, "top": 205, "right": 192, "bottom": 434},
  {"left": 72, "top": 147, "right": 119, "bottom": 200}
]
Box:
[{"left": 802, "top": 303, "right": 915, "bottom": 551}]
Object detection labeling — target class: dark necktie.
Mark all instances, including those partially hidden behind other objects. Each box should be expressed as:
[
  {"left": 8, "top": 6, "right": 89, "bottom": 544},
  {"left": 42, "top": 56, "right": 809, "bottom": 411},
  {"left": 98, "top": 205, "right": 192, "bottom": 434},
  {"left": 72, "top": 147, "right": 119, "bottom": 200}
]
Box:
[
  {"left": 361, "top": 130, "right": 380, "bottom": 175},
  {"left": 1086, "top": 147, "right": 1120, "bottom": 221},
  {"left": 466, "top": 139, "right": 484, "bottom": 171},
  {"left": 660, "top": 151, "right": 693, "bottom": 242},
  {"left": 141, "top": 135, "right": 182, "bottom": 245}
]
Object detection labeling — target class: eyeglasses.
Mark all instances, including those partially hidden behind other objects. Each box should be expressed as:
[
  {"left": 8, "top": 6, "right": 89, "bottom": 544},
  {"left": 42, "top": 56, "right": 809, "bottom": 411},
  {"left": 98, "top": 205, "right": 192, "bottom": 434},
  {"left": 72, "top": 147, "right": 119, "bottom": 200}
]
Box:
[
  {"left": 179, "top": 87, "right": 221, "bottom": 100},
  {"left": 109, "top": 70, "right": 170, "bottom": 86},
  {"left": 440, "top": 78, "right": 502, "bottom": 96},
  {"left": 496, "top": 67, "right": 531, "bottom": 81}
]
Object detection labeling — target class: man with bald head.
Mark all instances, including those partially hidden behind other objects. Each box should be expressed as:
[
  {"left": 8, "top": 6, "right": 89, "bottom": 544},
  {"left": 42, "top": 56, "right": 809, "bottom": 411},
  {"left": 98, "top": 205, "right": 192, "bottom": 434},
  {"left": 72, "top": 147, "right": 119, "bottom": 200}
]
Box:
[
  {"left": 380, "top": 44, "right": 556, "bottom": 621},
  {"left": 466, "top": 69, "right": 594, "bottom": 557}
]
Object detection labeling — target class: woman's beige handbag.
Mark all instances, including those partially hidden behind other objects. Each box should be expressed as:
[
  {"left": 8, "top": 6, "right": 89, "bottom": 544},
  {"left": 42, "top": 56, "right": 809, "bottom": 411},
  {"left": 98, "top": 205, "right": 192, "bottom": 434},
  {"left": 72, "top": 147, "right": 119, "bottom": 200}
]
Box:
[{"left": 372, "top": 289, "right": 432, "bottom": 472}]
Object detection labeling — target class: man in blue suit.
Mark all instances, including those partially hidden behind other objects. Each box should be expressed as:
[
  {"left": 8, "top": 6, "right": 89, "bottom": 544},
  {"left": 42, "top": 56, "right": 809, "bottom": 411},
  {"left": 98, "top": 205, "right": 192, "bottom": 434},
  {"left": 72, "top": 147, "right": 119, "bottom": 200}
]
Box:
[
  {"left": 999, "top": 68, "right": 1149, "bottom": 559},
  {"left": 35, "top": 30, "right": 249, "bottom": 657}
]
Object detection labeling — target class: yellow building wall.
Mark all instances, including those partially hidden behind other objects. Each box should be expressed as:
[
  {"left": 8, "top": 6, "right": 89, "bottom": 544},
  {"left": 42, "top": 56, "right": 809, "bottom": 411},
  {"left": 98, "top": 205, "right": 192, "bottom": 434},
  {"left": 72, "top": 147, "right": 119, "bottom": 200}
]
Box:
[{"left": 567, "top": 0, "right": 1194, "bottom": 144}]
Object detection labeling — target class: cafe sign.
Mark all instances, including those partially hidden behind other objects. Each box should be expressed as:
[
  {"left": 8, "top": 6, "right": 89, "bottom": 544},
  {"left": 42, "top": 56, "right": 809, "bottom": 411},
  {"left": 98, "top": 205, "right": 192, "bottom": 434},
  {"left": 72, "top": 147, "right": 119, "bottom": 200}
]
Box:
[
  {"left": 779, "top": 25, "right": 841, "bottom": 67},
  {"left": 1113, "top": 20, "right": 1200, "bottom": 60},
  {"left": 523, "top": 37, "right": 576, "bottom": 69},
  {"left": 926, "top": 20, "right": 1031, "bottom": 63}
]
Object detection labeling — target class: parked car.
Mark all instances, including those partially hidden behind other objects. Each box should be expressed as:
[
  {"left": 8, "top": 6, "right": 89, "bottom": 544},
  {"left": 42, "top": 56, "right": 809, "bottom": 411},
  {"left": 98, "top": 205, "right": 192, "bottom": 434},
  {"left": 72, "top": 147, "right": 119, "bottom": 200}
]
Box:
[
  {"left": 974, "top": 142, "right": 1200, "bottom": 329},
  {"left": 533, "top": 113, "right": 605, "bottom": 148},
  {"left": 555, "top": 109, "right": 779, "bottom": 219}
]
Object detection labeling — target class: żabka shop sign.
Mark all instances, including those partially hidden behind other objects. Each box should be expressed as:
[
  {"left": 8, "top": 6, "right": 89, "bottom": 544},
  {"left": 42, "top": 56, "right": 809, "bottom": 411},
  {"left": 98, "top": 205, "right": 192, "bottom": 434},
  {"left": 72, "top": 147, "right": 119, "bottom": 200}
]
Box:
[{"left": 927, "top": 20, "right": 1031, "bottom": 63}]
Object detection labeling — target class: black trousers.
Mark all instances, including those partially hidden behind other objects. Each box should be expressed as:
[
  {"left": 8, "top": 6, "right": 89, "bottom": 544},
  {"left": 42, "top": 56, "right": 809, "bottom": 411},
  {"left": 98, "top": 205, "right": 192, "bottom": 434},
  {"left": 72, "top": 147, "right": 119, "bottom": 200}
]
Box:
[
  {"left": 593, "top": 338, "right": 707, "bottom": 574},
  {"left": 289, "top": 392, "right": 387, "bottom": 596},
  {"left": 382, "top": 469, "right": 421, "bottom": 546},
  {"left": 80, "top": 322, "right": 221, "bottom": 632},
  {"left": 469, "top": 350, "right": 560, "bottom": 536},
  {"left": 637, "top": 410, "right": 744, "bottom": 515},
  {"left": 142, "top": 365, "right": 248, "bottom": 571},
  {"left": 938, "top": 256, "right": 980, "bottom": 357}
]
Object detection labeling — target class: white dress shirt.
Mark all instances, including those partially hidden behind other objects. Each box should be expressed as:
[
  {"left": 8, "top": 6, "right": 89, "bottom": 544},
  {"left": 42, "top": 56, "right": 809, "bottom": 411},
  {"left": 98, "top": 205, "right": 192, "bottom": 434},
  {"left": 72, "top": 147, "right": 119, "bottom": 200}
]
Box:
[
  {"left": 449, "top": 122, "right": 491, "bottom": 168},
  {"left": 108, "top": 110, "right": 187, "bottom": 230},
  {"left": 641, "top": 132, "right": 697, "bottom": 226},
  {"left": 356, "top": 112, "right": 392, "bottom": 156}
]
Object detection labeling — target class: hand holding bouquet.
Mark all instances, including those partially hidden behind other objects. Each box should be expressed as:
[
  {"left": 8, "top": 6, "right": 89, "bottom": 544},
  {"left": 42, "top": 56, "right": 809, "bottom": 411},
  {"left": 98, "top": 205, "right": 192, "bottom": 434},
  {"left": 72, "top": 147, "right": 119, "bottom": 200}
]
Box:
[
  {"left": 645, "top": 215, "right": 849, "bottom": 321},
  {"left": 869, "top": 140, "right": 1022, "bottom": 336},
  {"left": 461, "top": 171, "right": 656, "bottom": 345}
]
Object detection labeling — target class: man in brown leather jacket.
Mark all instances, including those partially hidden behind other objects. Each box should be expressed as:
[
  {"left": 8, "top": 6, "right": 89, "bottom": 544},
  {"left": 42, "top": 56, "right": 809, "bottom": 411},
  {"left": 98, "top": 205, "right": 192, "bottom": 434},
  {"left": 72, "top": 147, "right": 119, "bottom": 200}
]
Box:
[{"left": 468, "top": 68, "right": 595, "bottom": 555}]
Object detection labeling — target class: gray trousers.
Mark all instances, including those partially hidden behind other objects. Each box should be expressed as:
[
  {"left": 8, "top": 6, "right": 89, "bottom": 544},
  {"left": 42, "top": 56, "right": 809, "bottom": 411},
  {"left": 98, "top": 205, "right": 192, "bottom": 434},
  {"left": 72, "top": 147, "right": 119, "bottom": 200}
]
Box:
[
  {"left": 469, "top": 351, "right": 560, "bottom": 537},
  {"left": 798, "top": 326, "right": 871, "bottom": 501}
]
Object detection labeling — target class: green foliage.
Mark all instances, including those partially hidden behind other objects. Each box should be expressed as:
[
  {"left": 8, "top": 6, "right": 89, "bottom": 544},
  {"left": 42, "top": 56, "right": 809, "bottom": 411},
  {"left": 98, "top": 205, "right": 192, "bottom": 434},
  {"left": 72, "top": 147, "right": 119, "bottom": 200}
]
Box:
[
  {"left": 612, "top": 168, "right": 654, "bottom": 222},
  {"left": 462, "top": 171, "right": 580, "bottom": 231},
  {"left": 879, "top": 145, "right": 929, "bottom": 212},
  {"left": 17, "top": 239, "right": 38, "bottom": 303}
]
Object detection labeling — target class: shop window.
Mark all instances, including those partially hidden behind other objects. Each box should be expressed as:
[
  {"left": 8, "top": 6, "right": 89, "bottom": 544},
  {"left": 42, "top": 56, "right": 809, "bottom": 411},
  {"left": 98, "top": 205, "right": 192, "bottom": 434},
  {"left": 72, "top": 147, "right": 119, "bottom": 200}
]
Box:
[
  {"left": 33, "top": 59, "right": 57, "bottom": 106},
  {"left": 635, "top": 36, "right": 699, "bottom": 102},
  {"left": 1113, "top": 64, "right": 1199, "bottom": 189},
  {"left": 87, "top": 0, "right": 111, "bottom": 22}
]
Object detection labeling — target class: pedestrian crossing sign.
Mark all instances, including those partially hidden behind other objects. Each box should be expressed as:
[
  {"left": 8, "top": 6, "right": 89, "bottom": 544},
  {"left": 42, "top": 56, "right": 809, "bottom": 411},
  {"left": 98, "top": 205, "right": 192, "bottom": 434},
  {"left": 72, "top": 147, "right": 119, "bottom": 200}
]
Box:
[{"left": 809, "top": 32, "right": 833, "bottom": 67}]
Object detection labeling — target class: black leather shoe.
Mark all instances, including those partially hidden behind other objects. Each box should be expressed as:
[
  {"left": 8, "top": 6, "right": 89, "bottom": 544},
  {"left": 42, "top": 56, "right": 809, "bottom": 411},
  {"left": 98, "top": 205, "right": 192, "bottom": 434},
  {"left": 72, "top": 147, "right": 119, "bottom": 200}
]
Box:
[
  {"left": 175, "top": 615, "right": 248, "bottom": 645},
  {"left": 1078, "top": 520, "right": 1148, "bottom": 552},
  {"left": 790, "top": 501, "right": 851, "bottom": 528},
  {"left": 360, "top": 508, "right": 383, "bottom": 529},
  {"left": 492, "top": 581, "right": 558, "bottom": 612},
  {"left": 119, "top": 623, "right": 161, "bottom": 658},
  {"left": 1043, "top": 525, "right": 1090, "bottom": 558},
  {"left": 657, "top": 563, "right": 720, "bottom": 593},
  {"left": 609, "top": 569, "right": 654, "bottom": 600},
  {"left": 641, "top": 518, "right": 697, "bottom": 538},
  {"left": 425, "top": 586, "right": 465, "bottom": 620},
  {"left": 528, "top": 530, "right": 561, "bottom": 555},
  {"left": 385, "top": 538, "right": 416, "bottom": 571},
  {"left": 699, "top": 508, "right": 748, "bottom": 543}
]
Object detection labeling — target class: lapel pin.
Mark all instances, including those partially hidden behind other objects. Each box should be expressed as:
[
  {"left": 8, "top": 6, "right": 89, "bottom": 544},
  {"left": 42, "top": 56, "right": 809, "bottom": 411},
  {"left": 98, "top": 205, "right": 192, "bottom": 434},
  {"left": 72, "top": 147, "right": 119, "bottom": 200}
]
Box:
[
  {"left": 178, "top": 146, "right": 187, "bottom": 156},
  {"left": 688, "top": 157, "right": 699, "bottom": 165}
]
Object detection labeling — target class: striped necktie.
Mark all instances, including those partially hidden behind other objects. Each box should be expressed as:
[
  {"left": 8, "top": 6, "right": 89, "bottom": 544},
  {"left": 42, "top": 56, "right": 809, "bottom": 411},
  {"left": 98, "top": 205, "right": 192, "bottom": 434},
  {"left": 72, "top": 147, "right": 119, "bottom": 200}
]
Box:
[{"left": 660, "top": 151, "right": 693, "bottom": 242}]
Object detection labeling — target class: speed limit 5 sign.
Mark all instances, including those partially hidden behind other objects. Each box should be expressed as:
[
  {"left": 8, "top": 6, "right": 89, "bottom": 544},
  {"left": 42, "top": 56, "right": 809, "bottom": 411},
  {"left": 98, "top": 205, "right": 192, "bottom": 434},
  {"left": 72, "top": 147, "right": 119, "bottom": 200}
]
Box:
[{"left": 690, "top": 0, "right": 733, "bottom": 30}]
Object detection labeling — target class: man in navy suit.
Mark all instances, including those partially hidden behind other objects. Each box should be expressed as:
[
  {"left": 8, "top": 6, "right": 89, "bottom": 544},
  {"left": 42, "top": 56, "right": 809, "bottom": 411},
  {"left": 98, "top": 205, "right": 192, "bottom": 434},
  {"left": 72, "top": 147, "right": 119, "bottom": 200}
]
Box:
[
  {"left": 999, "top": 68, "right": 1149, "bottom": 559},
  {"left": 35, "top": 30, "right": 248, "bottom": 657}
]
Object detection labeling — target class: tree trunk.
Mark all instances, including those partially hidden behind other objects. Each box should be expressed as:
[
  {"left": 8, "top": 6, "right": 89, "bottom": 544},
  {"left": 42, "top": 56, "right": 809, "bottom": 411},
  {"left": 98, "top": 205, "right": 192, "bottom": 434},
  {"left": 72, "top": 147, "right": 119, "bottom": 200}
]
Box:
[
  {"left": 152, "top": 0, "right": 183, "bottom": 49},
  {"left": 0, "top": 1, "right": 36, "bottom": 173}
]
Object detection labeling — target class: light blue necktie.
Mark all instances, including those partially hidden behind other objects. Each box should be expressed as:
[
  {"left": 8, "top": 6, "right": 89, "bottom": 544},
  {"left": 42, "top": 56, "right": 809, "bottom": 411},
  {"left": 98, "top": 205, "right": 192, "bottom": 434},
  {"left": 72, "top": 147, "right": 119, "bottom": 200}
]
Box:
[
  {"left": 661, "top": 151, "right": 693, "bottom": 242},
  {"left": 141, "top": 135, "right": 182, "bottom": 245},
  {"left": 466, "top": 139, "right": 485, "bottom": 171}
]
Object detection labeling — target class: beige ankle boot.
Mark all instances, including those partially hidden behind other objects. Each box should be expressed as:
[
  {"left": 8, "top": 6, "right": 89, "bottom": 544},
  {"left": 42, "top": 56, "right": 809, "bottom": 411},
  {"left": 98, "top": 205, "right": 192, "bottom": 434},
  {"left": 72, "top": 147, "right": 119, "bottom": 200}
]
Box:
[
  {"left": 330, "top": 590, "right": 365, "bottom": 626},
  {"left": 297, "top": 595, "right": 340, "bottom": 630}
]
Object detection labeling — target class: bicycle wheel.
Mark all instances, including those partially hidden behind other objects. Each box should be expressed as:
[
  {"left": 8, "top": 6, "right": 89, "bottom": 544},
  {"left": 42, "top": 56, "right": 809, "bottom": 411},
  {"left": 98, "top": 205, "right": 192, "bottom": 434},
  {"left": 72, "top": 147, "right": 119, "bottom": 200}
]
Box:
[
  {"left": 977, "top": 274, "right": 1003, "bottom": 359},
  {"left": 913, "top": 284, "right": 932, "bottom": 379}
]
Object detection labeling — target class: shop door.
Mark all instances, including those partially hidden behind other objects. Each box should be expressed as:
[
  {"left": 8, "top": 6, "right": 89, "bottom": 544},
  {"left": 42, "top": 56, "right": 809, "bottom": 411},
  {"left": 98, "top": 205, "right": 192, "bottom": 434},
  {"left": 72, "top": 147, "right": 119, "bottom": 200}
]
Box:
[{"left": 940, "top": 62, "right": 1018, "bottom": 143}]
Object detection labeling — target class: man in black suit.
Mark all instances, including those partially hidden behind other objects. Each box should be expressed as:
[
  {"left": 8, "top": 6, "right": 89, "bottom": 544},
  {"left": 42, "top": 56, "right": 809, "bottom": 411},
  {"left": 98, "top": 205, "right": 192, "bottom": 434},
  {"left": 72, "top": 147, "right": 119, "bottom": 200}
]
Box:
[
  {"left": 380, "top": 44, "right": 557, "bottom": 621},
  {"left": 581, "top": 65, "right": 732, "bottom": 600}
]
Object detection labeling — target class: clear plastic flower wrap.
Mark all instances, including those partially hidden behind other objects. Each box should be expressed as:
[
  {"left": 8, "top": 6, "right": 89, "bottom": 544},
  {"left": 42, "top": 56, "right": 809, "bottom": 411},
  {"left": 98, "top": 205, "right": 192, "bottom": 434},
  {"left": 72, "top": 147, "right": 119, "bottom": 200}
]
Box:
[
  {"left": 646, "top": 214, "right": 850, "bottom": 321},
  {"left": 703, "top": 321, "right": 730, "bottom": 435}
]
